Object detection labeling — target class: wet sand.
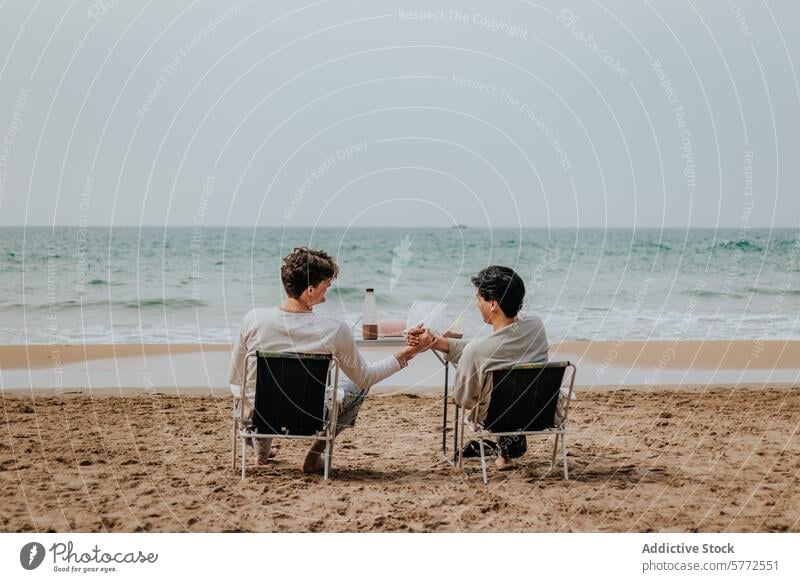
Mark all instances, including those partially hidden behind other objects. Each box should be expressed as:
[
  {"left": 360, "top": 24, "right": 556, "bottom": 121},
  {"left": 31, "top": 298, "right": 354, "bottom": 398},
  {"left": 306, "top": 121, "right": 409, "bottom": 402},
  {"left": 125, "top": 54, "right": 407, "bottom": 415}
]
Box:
[
  {"left": 2, "top": 340, "right": 796, "bottom": 371},
  {"left": 1, "top": 340, "right": 798, "bottom": 393},
  {"left": 1, "top": 387, "right": 798, "bottom": 532}
]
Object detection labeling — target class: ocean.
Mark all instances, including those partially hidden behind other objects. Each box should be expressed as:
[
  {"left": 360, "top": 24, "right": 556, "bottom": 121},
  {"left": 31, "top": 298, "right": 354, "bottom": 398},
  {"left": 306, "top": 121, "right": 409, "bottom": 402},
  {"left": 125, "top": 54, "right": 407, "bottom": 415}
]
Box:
[{"left": 1, "top": 226, "right": 798, "bottom": 344}]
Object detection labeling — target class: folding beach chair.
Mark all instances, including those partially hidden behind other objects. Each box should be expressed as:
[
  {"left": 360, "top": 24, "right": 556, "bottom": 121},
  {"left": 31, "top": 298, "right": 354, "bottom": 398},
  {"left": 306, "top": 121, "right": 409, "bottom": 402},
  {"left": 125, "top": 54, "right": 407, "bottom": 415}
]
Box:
[
  {"left": 458, "top": 361, "right": 576, "bottom": 484},
  {"left": 232, "top": 350, "right": 339, "bottom": 480}
]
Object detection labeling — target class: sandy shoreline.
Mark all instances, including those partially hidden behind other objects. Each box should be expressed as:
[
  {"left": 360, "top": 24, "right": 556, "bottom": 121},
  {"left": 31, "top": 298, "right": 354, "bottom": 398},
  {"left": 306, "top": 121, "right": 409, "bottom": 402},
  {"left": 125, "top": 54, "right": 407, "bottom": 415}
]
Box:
[
  {"left": 0, "top": 343, "right": 232, "bottom": 370},
  {"left": 1, "top": 341, "right": 798, "bottom": 394},
  {"left": 1, "top": 387, "right": 797, "bottom": 532},
  {"left": 3, "top": 340, "right": 798, "bottom": 370}
]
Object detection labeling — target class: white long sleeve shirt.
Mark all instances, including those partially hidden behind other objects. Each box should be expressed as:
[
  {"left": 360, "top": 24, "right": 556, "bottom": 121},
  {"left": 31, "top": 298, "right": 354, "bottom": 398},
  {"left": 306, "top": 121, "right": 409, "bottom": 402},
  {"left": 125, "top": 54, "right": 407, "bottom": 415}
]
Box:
[{"left": 228, "top": 307, "right": 402, "bottom": 419}]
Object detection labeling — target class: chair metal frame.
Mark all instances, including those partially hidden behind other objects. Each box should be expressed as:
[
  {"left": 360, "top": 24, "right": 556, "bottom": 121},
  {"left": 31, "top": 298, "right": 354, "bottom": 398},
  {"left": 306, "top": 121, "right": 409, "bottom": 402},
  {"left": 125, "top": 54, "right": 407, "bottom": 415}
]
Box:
[
  {"left": 232, "top": 349, "right": 340, "bottom": 480},
  {"left": 458, "top": 361, "right": 576, "bottom": 484}
]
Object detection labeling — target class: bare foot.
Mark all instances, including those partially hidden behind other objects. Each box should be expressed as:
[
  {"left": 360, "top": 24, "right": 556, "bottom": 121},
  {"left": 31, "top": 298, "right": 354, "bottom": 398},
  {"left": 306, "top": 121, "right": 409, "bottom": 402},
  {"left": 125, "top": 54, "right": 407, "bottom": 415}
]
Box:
[
  {"left": 301, "top": 438, "right": 330, "bottom": 474},
  {"left": 495, "top": 455, "right": 515, "bottom": 470},
  {"left": 256, "top": 447, "right": 279, "bottom": 465},
  {"left": 301, "top": 451, "right": 328, "bottom": 474}
]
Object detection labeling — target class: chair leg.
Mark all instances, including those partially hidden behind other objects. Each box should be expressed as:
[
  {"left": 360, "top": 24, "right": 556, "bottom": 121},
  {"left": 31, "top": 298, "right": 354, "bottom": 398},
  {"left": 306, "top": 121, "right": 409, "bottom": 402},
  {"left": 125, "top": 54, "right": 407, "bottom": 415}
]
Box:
[
  {"left": 458, "top": 410, "right": 465, "bottom": 469},
  {"left": 241, "top": 437, "right": 247, "bottom": 480},
  {"left": 551, "top": 434, "right": 559, "bottom": 471},
  {"left": 479, "top": 438, "right": 489, "bottom": 485},
  {"left": 231, "top": 419, "right": 237, "bottom": 471},
  {"left": 452, "top": 406, "right": 459, "bottom": 465},
  {"left": 324, "top": 436, "right": 333, "bottom": 481},
  {"left": 561, "top": 433, "right": 568, "bottom": 481}
]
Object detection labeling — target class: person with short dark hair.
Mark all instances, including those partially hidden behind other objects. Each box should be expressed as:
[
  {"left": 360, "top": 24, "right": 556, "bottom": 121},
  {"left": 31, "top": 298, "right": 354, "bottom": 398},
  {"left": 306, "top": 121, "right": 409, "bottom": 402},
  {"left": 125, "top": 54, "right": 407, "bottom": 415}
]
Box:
[
  {"left": 229, "top": 247, "right": 432, "bottom": 473},
  {"left": 408, "top": 265, "right": 549, "bottom": 470}
]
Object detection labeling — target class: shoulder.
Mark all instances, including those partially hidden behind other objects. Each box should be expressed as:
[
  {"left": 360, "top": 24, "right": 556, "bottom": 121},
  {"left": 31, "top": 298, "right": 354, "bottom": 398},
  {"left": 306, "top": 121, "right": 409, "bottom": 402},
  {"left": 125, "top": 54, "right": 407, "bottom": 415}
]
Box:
[
  {"left": 332, "top": 318, "right": 355, "bottom": 340},
  {"left": 517, "top": 311, "right": 541, "bottom": 323},
  {"left": 517, "top": 312, "right": 545, "bottom": 331},
  {"left": 238, "top": 307, "right": 281, "bottom": 332},
  {"left": 306, "top": 311, "right": 349, "bottom": 331},
  {"left": 242, "top": 307, "right": 276, "bottom": 324},
  {"left": 516, "top": 313, "right": 548, "bottom": 346},
  {"left": 462, "top": 335, "right": 489, "bottom": 359},
  {"left": 307, "top": 314, "right": 354, "bottom": 341},
  {"left": 320, "top": 318, "right": 356, "bottom": 356}
]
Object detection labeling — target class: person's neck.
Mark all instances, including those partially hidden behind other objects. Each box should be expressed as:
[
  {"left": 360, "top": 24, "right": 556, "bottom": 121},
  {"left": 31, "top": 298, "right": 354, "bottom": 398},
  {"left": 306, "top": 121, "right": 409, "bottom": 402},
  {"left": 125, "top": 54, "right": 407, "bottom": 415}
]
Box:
[
  {"left": 491, "top": 315, "right": 516, "bottom": 333},
  {"left": 282, "top": 296, "right": 313, "bottom": 313}
]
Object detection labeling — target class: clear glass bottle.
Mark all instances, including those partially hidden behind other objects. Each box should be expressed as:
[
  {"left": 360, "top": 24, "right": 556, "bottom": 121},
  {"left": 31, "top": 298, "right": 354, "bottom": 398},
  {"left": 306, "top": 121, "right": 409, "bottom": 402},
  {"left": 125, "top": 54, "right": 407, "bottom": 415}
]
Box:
[{"left": 362, "top": 288, "right": 378, "bottom": 340}]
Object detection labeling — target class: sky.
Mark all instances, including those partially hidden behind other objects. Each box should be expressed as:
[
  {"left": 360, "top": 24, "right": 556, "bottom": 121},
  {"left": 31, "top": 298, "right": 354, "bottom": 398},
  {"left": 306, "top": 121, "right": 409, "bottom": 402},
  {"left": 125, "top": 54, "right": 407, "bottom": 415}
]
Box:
[{"left": 0, "top": 0, "right": 798, "bottom": 229}]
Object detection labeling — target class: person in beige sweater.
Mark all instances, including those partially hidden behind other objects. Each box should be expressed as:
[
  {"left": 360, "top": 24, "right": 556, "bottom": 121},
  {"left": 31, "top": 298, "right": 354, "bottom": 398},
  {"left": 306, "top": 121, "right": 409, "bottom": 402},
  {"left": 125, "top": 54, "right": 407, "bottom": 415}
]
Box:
[{"left": 408, "top": 265, "right": 548, "bottom": 469}]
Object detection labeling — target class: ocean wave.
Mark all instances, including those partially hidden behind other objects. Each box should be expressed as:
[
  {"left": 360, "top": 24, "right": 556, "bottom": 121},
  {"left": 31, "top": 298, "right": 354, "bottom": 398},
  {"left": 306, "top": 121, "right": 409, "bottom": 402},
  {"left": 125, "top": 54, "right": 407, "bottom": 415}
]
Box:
[
  {"left": 132, "top": 298, "right": 209, "bottom": 309},
  {"left": 716, "top": 240, "right": 763, "bottom": 252},
  {"left": 4, "top": 297, "right": 210, "bottom": 311},
  {"left": 330, "top": 286, "right": 365, "bottom": 298},
  {"left": 634, "top": 241, "right": 672, "bottom": 251},
  {"left": 328, "top": 286, "right": 407, "bottom": 306},
  {"left": 749, "top": 287, "right": 800, "bottom": 296},
  {"left": 771, "top": 238, "right": 800, "bottom": 249},
  {"left": 691, "top": 290, "right": 744, "bottom": 298}
]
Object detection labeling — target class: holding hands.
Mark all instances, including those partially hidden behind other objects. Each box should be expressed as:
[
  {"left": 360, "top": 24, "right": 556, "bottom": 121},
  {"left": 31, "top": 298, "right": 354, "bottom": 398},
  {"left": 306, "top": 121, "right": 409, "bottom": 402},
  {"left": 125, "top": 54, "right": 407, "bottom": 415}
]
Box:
[
  {"left": 393, "top": 323, "right": 435, "bottom": 367},
  {"left": 407, "top": 325, "right": 450, "bottom": 354},
  {"left": 406, "top": 325, "right": 436, "bottom": 349},
  {"left": 393, "top": 324, "right": 450, "bottom": 367}
]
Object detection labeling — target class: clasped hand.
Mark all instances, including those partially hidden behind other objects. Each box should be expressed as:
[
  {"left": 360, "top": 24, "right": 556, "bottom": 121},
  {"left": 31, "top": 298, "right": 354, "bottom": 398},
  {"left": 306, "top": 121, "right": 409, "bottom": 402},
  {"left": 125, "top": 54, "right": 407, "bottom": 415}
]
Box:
[{"left": 406, "top": 325, "right": 436, "bottom": 350}]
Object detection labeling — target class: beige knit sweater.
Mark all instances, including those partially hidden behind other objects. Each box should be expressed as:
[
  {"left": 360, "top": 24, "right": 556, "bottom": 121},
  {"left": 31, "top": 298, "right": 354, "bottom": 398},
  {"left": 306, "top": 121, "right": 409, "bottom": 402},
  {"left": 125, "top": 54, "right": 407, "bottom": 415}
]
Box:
[{"left": 445, "top": 314, "right": 549, "bottom": 426}]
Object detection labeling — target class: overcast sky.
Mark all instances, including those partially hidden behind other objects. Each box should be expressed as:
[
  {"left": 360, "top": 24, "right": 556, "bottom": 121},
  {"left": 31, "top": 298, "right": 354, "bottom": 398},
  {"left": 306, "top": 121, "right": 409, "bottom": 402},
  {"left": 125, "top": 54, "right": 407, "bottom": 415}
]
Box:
[{"left": 0, "top": 0, "right": 798, "bottom": 228}]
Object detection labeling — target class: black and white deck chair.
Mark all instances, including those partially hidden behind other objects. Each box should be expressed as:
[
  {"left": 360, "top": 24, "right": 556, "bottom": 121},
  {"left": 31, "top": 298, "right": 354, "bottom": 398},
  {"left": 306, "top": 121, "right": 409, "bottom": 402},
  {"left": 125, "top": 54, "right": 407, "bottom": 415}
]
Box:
[
  {"left": 232, "top": 350, "right": 339, "bottom": 480},
  {"left": 458, "top": 361, "right": 576, "bottom": 484}
]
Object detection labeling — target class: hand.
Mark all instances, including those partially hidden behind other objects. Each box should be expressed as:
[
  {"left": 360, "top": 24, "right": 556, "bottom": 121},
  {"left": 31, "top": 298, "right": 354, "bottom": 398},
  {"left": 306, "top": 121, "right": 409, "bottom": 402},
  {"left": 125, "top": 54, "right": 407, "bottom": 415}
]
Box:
[
  {"left": 396, "top": 325, "right": 437, "bottom": 367},
  {"left": 405, "top": 323, "right": 426, "bottom": 347},
  {"left": 406, "top": 327, "right": 436, "bottom": 353}
]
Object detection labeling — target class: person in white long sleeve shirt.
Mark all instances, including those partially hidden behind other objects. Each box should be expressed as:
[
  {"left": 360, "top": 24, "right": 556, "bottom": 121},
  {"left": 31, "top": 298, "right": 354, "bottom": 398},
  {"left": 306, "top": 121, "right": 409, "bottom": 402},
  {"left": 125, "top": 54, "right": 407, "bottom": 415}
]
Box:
[{"left": 229, "top": 247, "right": 432, "bottom": 474}]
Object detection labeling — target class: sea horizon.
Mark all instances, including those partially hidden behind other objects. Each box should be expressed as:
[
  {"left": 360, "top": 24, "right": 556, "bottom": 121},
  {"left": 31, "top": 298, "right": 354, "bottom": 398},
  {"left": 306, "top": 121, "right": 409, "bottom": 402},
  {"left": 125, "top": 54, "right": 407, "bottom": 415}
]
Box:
[{"left": 3, "top": 225, "right": 797, "bottom": 230}]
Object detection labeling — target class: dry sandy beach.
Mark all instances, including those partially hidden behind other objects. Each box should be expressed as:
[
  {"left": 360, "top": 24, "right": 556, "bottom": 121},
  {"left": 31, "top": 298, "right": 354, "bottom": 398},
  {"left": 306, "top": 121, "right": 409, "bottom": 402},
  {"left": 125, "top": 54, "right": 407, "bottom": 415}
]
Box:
[{"left": 1, "top": 386, "right": 798, "bottom": 532}]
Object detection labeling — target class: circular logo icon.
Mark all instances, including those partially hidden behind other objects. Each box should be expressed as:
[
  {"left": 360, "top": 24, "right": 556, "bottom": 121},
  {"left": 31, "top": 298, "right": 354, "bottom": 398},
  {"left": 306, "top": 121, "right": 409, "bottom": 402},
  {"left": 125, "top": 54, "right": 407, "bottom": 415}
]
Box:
[{"left": 20, "top": 542, "right": 46, "bottom": 570}]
